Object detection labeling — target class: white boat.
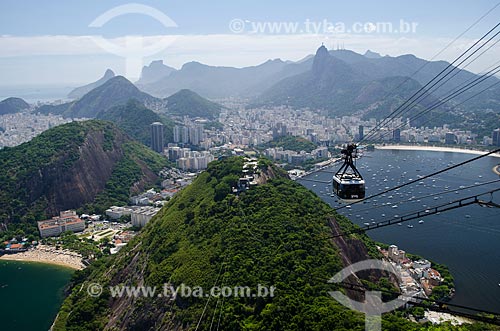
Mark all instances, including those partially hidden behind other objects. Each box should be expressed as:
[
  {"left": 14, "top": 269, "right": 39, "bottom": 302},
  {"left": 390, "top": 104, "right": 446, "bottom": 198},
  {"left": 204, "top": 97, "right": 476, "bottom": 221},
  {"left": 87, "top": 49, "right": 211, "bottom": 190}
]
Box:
[
  {"left": 419, "top": 220, "right": 424, "bottom": 224},
  {"left": 408, "top": 224, "right": 414, "bottom": 228}
]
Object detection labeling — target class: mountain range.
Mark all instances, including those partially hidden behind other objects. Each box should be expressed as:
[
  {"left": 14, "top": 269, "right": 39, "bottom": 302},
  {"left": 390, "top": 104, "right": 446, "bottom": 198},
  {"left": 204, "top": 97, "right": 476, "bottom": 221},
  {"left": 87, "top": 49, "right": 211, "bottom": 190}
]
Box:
[
  {"left": 134, "top": 46, "right": 499, "bottom": 128},
  {"left": 28, "top": 45, "right": 499, "bottom": 134},
  {"left": 39, "top": 76, "right": 224, "bottom": 120},
  {"left": 255, "top": 46, "right": 447, "bottom": 122},
  {"left": 136, "top": 58, "right": 309, "bottom": 99}
]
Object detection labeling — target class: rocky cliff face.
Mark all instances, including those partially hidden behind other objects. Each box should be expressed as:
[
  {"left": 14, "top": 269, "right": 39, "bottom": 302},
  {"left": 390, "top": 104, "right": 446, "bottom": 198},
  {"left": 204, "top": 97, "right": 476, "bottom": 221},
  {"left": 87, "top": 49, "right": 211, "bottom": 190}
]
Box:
[
  {"left": 0, "top": 120, "right": 167, "bottom": 221},
  {"left": 26, "top": 127, "right": 126, "bottom": 215}
]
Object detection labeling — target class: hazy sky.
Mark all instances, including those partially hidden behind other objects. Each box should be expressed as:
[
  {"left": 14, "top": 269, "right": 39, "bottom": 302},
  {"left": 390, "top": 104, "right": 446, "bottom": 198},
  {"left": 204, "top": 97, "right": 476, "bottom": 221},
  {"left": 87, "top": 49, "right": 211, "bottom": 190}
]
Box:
[{"left": 0, "top": 0, "right": 499, "bottom": 86}]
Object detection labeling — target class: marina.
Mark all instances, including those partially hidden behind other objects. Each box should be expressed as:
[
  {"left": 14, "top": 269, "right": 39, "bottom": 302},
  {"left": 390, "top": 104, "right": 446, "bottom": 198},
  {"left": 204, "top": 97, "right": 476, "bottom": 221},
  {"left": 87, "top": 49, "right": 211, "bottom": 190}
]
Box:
[{"left": 299, "top": 148, "right": 500, "bottom": 314}]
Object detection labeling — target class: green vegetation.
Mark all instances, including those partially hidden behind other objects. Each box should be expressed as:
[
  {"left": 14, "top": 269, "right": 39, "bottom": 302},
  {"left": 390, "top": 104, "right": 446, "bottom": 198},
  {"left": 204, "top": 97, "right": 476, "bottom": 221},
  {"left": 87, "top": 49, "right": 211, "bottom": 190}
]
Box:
[
  {"left": 0, "top": 97, "right": 30, "bottom": 115},
  {"left": 301, "top": 156, "right": 330, "bottom": 170},
  {"left": 85, "top": 140, "right": 168, "bottom": 214},
  {"left": 43, "top": 232, "right": 101, "bottom": 259},
  {"left": 52, "top": 157, "right": 496, "bottom": 330},
  {"left": 37, "top": 76, "right": 156, "bottom": 118},
  {"left": 429, "top": 263, "right": 454, "bottom": 302},
  {"left": 0, "top": 226, "right": 38, "bottom": 246},
  {"left": 455, "top": 110, "right": 500, "bottom": 139},
  {"left": 203, "top": 120, "right": 224, "bottom": 131},
  {"left": 165, "top": 89, "right": 223, "bottom": 119},
  {"left": 261, "top": 135, "right": 317, "bottom": 153},
  {"left": 0, "top": 121, "right": 90, "bottom": 222},
  {"left": 0, "top": 120, "right": 168, "bottom": 239},
  {"left": 97, "top": 99, "right": 174, "bottom": 147}
]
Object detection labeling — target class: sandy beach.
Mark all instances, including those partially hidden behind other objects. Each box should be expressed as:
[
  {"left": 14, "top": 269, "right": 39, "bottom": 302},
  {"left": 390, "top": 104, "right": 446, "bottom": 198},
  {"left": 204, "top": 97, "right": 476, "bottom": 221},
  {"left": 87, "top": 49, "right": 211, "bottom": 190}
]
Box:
[
  {"left": 376, "top": 145, "right": 500, "bottom": 158},
  {"left": 0, "top": 245, "right": 84, "bottom": 270}
]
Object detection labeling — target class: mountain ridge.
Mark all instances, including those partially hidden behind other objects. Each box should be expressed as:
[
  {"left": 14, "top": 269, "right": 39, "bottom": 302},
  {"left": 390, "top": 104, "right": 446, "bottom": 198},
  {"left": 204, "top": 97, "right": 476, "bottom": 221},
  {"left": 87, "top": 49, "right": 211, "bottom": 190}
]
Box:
[
  {"left": 136, "top": 60, "right": 176, "bottom": 86},
  {"left": 0, "top": 97, "right": 30, "bottom": 115},
  {"left": 52, "top": 157, "right": 388, "bottom": 330},
  {"left": 97, "top": 99, "right": 174, "bottom": 147},
  {"left": 136, "top": 48, "right": 499, "bottom": 124},
  {"left": 68, "top": 69, "right": 116, "bottom": 99},
  {"left": 139, "top": 58, "right": 309, "bottom": 98},
  {"left": 253, "top": 46, "right": 461, "bottom": 124},
  {"left": 38, "top": 76, "right": 158, "bottom": 118},
  {"left": 164, "top": 89, "right": 223, "bottom": 119}
]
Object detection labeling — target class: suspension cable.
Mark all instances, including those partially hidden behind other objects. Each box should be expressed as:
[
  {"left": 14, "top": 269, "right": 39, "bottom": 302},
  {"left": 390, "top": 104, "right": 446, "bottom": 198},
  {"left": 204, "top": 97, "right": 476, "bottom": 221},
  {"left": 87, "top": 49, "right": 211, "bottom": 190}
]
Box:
[{"left": 334, "top": 148, "right": 500, "bottom": 211}]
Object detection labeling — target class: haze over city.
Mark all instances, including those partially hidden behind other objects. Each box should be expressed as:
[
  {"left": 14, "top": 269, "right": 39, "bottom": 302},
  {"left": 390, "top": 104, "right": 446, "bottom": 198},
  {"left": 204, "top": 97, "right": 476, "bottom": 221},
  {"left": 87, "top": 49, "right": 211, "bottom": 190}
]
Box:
[
  {"left": 0, "top": 0, "right": 499, "bottom": 85},
  {"left": 1, "top": 1, "right": 500, "bottom": 331}
]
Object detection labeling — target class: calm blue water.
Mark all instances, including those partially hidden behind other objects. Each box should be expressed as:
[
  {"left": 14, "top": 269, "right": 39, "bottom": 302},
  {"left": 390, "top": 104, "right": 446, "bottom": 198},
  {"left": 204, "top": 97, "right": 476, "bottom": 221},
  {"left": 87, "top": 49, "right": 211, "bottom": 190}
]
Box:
[
  {"left": 0, "top": 85, "right": 75, "bottom": 103},
  {"left": 300, "top": 149, "right": 500, "bottom": 314},
  {"left": 0, "top": 261, "right": 73, "bottom": 330}
]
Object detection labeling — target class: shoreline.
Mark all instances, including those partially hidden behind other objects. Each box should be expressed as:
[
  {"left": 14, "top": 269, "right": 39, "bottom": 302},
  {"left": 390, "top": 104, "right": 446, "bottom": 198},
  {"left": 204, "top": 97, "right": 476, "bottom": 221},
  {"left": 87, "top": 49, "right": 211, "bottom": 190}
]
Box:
[
  {"left": 375, "top": 144, "right": 500, "bottom": 158},
  {"left": 0, "top": 246, "right": 84, "bottom": 270},
  {"left": 0, "top": 255, "right": 78, "bottom": 270}
]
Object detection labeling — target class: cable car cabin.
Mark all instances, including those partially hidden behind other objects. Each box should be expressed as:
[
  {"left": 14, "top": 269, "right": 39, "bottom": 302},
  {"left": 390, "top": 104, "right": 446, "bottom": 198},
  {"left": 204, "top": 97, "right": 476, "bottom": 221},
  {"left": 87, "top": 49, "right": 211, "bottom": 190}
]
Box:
[
  {"left": 332, "top": 143, "right": 366, "bottom": 201},
  {"left": 332, "top": 174, "right": 365, "bottom": 200}
]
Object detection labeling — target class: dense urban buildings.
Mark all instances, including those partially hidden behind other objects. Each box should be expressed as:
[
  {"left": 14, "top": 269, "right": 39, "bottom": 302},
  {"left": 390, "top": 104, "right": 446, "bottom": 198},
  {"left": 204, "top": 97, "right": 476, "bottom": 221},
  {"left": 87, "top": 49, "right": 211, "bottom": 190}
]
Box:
[{"left": 0, "top": 112, "right": 74, "bottom": 148}]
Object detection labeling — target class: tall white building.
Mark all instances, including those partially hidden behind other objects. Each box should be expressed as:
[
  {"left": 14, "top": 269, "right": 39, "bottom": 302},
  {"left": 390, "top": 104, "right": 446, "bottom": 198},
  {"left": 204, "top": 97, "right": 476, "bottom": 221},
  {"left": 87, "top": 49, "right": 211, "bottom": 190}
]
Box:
[{"left": 131, "top": 206, "right": 161, "bottom": 228}]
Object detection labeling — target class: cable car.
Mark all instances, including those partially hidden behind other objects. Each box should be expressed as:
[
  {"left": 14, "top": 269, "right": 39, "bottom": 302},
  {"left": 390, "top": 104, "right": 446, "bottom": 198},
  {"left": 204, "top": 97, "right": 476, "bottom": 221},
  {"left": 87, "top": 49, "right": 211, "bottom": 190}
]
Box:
[{"left": 333, "top": 144, "right": 365, "bottom": 201}]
